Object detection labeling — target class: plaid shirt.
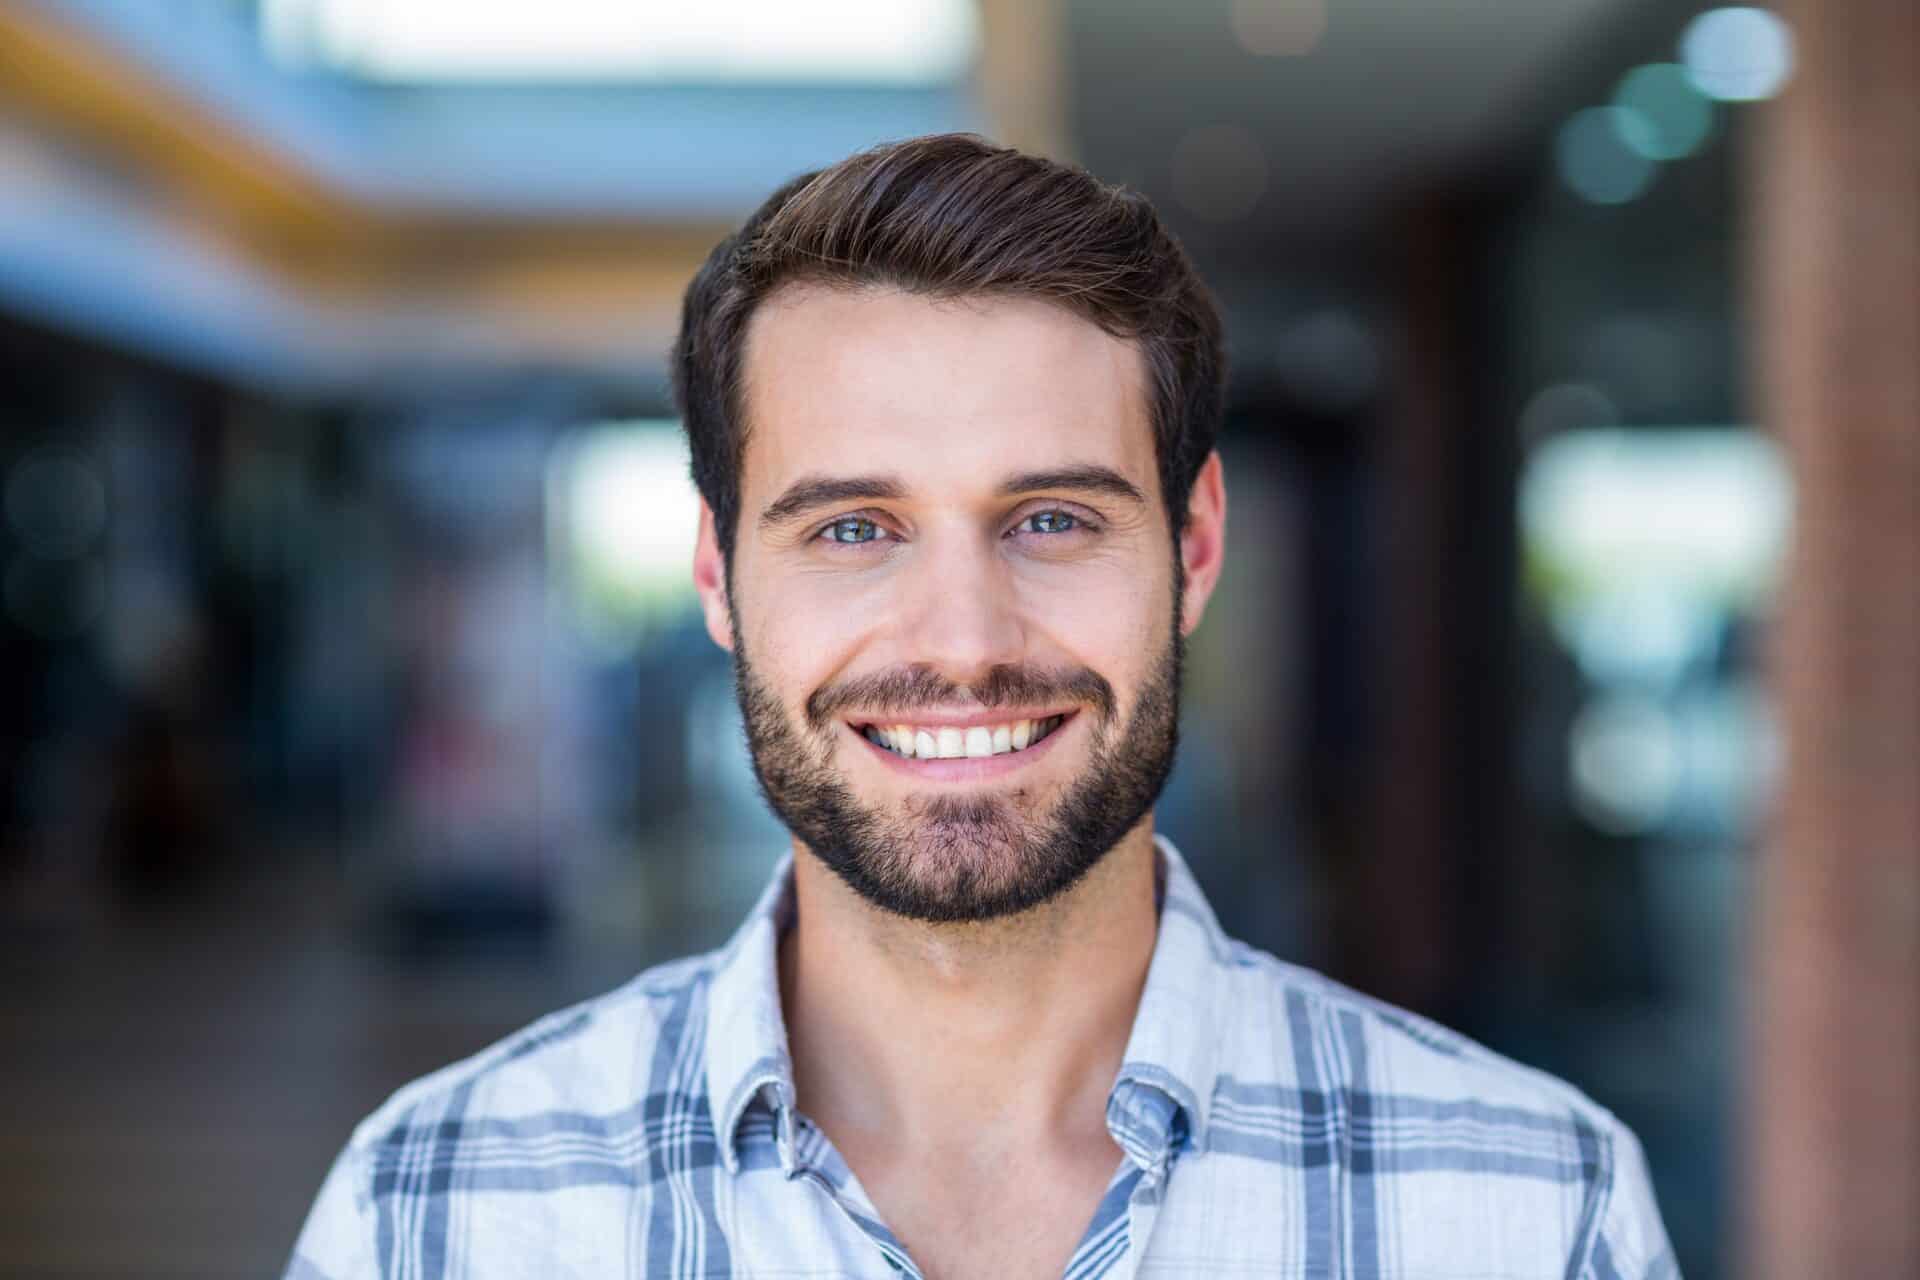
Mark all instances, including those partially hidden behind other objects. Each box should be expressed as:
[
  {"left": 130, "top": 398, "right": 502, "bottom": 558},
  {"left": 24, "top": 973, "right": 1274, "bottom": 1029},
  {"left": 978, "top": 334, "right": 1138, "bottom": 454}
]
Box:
[{"left": 287, "top": 837, "right": 1677, "bottom": 1278}]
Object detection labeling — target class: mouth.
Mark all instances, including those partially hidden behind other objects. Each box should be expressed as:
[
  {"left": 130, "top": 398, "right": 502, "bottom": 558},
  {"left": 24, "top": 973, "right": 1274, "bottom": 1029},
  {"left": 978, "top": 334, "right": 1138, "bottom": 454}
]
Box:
[
  {"left": 846, "top": 711, "right": 1078, "bottom": 779},
  {"left": 856, "top": 714, "right": 1068, "bottom": 760}
]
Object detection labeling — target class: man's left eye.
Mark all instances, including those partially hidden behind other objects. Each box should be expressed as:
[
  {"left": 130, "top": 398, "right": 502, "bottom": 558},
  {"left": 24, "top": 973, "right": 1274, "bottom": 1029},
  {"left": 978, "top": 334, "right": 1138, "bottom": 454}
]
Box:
[
  {"left": 1018, "top": 510, "right": 1080, "bottom": 535},
  {"left": 822, "top": 516, "right": 884, "bottom": 544}
]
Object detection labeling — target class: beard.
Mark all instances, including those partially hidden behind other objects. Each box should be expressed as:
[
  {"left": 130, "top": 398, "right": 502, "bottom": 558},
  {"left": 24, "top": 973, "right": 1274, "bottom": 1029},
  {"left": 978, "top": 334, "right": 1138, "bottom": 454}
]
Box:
[{"left": 730, "top": 588, "right": 1183, "bottom": 924}]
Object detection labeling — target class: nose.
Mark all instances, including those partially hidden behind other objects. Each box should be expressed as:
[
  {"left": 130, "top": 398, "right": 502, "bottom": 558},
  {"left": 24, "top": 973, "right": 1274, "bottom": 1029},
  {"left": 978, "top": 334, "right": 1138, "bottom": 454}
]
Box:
[{"left": 893, "top": 521, "right": 1026, "bottom": 689}]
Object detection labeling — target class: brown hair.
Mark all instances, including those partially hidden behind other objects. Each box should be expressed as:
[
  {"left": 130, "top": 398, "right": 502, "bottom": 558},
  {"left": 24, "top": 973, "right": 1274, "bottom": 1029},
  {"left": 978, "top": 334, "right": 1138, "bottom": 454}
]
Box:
[{"left": 671, "top": 132, "right": 1225, "bottom": 560}]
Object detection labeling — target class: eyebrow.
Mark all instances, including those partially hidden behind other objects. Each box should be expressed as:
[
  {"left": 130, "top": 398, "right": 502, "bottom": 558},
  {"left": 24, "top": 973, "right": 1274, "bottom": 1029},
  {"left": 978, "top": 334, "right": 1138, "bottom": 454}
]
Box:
[
  {"left": 757, "top": 463, "right": 1148, "bottom": 531},
  {"left": 995, "top": 465, "right": 1146, "bottom": 506},
  {"left": 759, "top": 475, "right": 908, "bottom": 529}
]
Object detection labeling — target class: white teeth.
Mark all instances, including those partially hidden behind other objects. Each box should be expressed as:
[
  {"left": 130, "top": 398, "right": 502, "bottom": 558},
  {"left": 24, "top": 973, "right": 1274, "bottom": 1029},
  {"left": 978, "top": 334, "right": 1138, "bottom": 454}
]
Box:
[{"left": 866, "top": 716, "right": 1066, "bottom": 760}]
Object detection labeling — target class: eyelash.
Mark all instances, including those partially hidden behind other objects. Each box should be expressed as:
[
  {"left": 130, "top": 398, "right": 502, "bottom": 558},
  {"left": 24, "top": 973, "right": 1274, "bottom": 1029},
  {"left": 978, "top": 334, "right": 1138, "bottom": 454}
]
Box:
[{"left": 812, "top": 507, "right": 1100, "bottom": 548}]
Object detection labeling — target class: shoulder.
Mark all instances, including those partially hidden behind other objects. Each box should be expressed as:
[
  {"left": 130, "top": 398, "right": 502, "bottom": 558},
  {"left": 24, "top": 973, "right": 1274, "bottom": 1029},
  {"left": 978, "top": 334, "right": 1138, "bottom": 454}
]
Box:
[
  {"left": 1217, "top": 941, "right": 1612, "bottom": 1129},
  {"left": 1200, "top": 946, "right": 1676, "bottom": 1273},
  {"left": 284, "top": 951, "right": 730, "bottom": 1277},
  {"left": 342, "top": 949, "right": 721, "bottom": 1165}
]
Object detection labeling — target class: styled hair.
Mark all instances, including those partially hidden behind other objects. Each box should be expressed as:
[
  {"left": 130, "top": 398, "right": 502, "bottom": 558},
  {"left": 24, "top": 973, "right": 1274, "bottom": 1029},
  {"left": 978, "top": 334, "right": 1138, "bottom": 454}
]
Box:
[{"left": 671, "top": 132, "right": 1225, "bottom": 560}]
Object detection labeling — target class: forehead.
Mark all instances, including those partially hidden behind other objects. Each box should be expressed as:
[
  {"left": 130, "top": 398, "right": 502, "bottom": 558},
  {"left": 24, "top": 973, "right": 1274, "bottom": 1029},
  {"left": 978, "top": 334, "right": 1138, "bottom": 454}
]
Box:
[{"left": 737, "top": 285, "right": 1156, "bottom": 501}]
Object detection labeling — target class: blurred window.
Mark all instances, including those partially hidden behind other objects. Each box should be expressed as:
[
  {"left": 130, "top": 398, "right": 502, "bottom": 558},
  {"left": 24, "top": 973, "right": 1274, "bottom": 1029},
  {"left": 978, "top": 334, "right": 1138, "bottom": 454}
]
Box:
[
  {"left": 548, "top": 420, "right": 702, "bottom": 656},
  {"left": 1520, "top": 426, "right": 1787, "bottom": 837},
  {"left": 260, "top": 0, "right": 980, "bottom": 84}
]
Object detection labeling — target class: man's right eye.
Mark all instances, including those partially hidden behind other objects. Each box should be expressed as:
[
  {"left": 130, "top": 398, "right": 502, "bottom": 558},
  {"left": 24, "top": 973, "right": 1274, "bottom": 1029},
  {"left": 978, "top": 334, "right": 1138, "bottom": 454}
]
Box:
[{"left": 820, "top": 516, "right": 884, "bottom": 544}]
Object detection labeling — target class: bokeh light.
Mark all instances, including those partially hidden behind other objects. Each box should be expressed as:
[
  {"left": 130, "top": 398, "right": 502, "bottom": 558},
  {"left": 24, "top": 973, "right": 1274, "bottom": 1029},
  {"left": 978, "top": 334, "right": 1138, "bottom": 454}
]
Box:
[
  {"left": 1680, "top": 7, "right": 1795, "bottom": 102},
  {"left": 1228, "top": 0, "right": 1328, "bottom": 58},
  {"left": 1613, "top": 63, "right": 1715, "bottom": 161},
  {"left": 1570, "top": 692, "right": 1682, "bottom": 835},
  {"left": 1521, "top": 430, "right": 1791, "bottom": 610},
  {"left": 1556, "top": 107, "right": 1657, "bottom": 205},
  {"left": 550, "top": 422, "right": 701, "bottom": 653}
]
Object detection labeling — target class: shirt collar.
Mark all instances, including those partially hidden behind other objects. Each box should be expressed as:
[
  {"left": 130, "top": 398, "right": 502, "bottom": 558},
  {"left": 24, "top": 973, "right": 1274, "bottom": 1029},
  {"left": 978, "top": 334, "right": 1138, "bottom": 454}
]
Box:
[
  {"left": 1109, "top": 834, "right": 1226, "bottom": 1173},
  {"left": 703, "top": 835, "right": 1228, "bottom": 1176},
  {"left": 703, "top": 853, "right": 799, "bottom": 1175}
]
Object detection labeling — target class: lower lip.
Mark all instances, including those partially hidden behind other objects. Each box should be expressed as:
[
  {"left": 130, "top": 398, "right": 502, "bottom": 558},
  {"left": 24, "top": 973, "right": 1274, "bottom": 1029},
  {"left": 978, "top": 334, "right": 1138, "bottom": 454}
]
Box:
[{"left": 853, "top": 714, "right": 1078, "bottom": 781}]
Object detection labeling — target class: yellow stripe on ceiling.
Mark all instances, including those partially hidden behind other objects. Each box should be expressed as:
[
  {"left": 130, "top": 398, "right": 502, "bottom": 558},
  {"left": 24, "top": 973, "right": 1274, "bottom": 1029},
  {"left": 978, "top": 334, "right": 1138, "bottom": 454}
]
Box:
[
  {"left": 0, "top": 1, "right": 360, "bottom": 259},
  {"left": 0, "top": 1, "right": 729, "bottom": 358}
]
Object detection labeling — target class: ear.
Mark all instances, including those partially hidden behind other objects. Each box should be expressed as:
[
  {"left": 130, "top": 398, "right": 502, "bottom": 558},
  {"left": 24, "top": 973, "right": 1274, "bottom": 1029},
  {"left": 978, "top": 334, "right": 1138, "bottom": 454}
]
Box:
[
  {"left": 692, "top": 499, "right": 735, "bottom": 652},
  {"left": 1177, "top": 451, "right": 1227, "bottom": 637}
]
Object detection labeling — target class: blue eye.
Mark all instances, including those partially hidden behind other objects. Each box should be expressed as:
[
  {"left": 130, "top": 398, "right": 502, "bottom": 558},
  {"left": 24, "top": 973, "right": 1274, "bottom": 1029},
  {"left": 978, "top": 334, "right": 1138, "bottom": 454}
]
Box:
[
  {"left": 822, "top": 516, "right": 883, "bottom": 544},
  {"left": 1021, "top": 509, "right": 1080, "bottom": 535}
]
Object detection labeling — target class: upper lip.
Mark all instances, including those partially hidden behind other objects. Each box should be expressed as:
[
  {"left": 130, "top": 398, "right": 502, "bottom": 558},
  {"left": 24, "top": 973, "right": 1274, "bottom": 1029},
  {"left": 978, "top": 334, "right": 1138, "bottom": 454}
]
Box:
[{"left": 846, "top": 707, "right": 1077, "bottom": 731}]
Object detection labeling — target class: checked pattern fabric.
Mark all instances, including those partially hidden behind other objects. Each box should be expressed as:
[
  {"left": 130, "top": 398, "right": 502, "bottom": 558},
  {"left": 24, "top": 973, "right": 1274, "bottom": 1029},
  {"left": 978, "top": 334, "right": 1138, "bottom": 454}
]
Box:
[{"left": 286, "top": 838, "right": 1677, "bottom": 1278}]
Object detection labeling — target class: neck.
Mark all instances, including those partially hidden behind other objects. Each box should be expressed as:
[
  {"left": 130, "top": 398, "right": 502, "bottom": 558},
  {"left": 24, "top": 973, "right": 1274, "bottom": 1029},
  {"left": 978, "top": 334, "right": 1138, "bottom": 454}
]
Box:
[{"left": 778, "top": 822, "right": 1160, "bottom": 1155}]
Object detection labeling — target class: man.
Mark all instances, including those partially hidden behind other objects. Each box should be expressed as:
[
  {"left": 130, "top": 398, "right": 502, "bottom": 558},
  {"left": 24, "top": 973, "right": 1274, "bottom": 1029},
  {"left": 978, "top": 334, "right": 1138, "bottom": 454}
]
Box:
[{"left": 288, "top": 134, "right": 1675, "bottom": 1279}]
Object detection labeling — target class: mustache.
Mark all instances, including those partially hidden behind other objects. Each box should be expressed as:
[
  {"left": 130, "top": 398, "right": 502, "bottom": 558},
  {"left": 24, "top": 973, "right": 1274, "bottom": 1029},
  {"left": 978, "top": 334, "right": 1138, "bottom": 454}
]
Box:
[{"left": 805, "top": 663, "right": 1116, "bottom": 731}]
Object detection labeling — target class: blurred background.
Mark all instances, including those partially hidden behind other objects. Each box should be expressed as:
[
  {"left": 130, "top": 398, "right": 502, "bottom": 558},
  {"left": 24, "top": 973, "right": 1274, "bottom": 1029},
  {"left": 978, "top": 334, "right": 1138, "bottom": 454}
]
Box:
[{"left": 1, "top": 1, "right": 1913, "bottom": 1276}]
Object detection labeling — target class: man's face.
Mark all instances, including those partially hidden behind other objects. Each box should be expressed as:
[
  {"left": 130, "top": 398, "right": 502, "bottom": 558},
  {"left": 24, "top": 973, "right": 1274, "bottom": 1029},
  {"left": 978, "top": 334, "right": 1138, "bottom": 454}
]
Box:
[{"left": 694, "top": 285, "right": 1223, "bottom": 922}]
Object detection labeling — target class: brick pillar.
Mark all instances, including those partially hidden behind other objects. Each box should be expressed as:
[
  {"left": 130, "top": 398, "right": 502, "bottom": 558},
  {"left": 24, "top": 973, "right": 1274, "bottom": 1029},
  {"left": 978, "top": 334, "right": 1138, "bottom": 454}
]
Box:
[{"left": 1746, "top": 1, "right": 1920, "bottom": 1275}]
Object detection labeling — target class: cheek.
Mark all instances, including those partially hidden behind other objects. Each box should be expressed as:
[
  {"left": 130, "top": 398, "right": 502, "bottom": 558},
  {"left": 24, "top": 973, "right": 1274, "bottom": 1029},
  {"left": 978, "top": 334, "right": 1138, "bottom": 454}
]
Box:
[
  {"left": 1014, "top": 562, "right": 1168, "bottom": 688},
  {"left": 740, "top": 574, "right": 874, "bottom": 713}
]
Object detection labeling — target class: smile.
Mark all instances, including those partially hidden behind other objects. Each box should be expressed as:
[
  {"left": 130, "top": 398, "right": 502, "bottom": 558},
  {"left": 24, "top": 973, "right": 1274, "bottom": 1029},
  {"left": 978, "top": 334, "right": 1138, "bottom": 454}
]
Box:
[{"left": 855, "top": 715, "right": 1069, "bottom": 759}]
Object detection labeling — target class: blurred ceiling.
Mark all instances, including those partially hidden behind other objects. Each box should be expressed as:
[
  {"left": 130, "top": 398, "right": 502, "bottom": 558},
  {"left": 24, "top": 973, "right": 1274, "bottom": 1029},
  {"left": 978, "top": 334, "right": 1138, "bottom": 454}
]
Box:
[
  {"left": 1066, "top": 0, "right": 1638, "bottom": 270},
  {"left": 0, "top": 0, "right": 1651, "bottom": 394}
]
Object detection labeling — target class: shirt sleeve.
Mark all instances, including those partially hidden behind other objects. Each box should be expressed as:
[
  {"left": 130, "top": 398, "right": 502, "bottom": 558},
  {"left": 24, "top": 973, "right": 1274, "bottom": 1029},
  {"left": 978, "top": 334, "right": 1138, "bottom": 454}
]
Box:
[
  {"left": 1580, "top": 1115, "right": 1681, "bottom": 1279},
  {"left": 283, "top": 1140, "right": 379, "bottom": 1279}
]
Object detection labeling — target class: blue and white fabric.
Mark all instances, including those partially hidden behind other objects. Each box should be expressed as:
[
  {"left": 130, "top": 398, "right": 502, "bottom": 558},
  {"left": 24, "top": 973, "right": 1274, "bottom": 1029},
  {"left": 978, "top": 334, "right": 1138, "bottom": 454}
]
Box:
[{"left": 286, "top": 837, "right": 1677, "bottom": 1278}]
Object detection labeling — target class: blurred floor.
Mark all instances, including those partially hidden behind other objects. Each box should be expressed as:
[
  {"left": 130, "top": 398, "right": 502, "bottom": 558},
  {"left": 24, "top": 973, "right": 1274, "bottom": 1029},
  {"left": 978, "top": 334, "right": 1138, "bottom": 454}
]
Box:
[{"left": 0, "top": 856, "right": 653, "bottom": 1278}]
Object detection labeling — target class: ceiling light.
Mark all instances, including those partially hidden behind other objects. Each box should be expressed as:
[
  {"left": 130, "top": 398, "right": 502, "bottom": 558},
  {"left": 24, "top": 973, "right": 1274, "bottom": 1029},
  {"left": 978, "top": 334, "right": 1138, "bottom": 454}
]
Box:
[
  {"left": 1612, "top": 64, "right": 1715, "bottom": 161},
  {"left": 1680, "top": 7, "right": 1795, "bottom": 102},
  {"left": 261, "top": 0, "right": 979, "bottom": 84},
  {"left": 1228, "top": 0, "right": 1327, "bottom": 58},
  {"left": 1556, "top": 108, "right": 1657, "bottom": 206}
]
